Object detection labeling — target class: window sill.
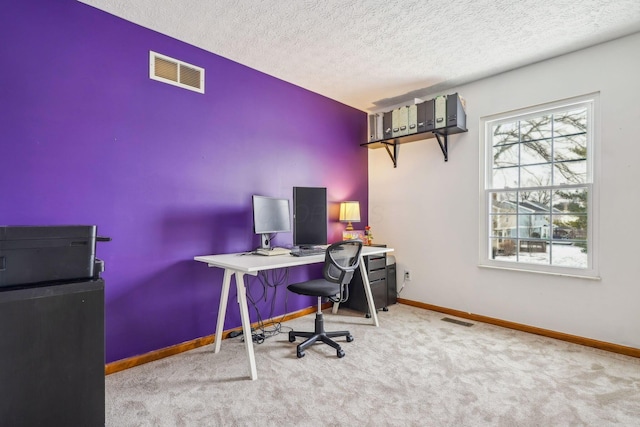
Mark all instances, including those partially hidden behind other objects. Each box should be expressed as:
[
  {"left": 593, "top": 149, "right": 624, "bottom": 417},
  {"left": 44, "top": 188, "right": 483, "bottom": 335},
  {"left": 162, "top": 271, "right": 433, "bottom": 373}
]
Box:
[{"left": 478, "top": 262, "right": 601, "bottom": 280}]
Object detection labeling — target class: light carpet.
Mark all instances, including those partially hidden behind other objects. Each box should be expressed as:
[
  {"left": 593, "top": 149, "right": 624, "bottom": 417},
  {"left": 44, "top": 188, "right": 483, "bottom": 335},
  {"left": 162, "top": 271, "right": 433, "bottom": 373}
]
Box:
[{"left": 106, "top": 304, "right": 640, "bottom": 426}]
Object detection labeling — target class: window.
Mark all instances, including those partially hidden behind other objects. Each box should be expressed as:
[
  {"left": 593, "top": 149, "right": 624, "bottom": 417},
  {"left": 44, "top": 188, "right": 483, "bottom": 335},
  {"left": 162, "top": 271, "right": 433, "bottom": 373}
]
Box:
[{"left": 480, "top": 95, "right": 598, "bottom": 277}]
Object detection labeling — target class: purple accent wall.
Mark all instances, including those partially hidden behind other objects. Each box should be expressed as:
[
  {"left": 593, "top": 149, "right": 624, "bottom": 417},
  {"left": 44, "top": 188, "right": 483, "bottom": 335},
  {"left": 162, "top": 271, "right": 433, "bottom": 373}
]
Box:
[{"left": 1, "top": 1, "right": 368, "bottom": 363}]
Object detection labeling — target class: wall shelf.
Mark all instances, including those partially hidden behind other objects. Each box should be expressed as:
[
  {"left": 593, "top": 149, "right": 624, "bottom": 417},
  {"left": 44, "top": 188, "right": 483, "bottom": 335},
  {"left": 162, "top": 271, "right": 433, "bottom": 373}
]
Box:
[
  {"left": 361, "top": 124, "right": 467, "bottom": 167},
  {"left": 362, "top": 93, "right": 468, "bottom": 167}
]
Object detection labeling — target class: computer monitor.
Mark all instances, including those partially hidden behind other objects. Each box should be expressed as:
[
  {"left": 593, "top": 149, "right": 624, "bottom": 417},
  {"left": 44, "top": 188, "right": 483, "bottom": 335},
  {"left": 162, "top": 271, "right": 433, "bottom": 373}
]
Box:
[
  {"left": 252, "top": 195, "right": 291, "bottom": 249},
  {"left": 293, "top": 187, "right": 327, "bottom": 248}
]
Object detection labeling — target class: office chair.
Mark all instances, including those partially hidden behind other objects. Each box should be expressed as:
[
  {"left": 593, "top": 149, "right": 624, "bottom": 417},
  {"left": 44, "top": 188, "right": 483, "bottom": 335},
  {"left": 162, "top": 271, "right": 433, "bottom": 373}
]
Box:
[{"left": 287, "top": 240, "right": 363, "bottom": 358}]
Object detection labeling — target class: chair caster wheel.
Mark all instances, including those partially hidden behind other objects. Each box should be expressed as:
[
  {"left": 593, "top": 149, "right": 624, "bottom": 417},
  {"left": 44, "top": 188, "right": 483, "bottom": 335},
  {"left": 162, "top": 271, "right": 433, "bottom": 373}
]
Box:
[
  {"left": 337, "top": 349, "right": 345, "bottom": 358},
  {"left": 365, "top": 313, "right": 371, "bottom": 318},
  {"left": 288, "top": 332, "right": 296, "bottom": 343},
  {"left": 382, "top": 307, "right": 389, "bottom": 312},
  {"left": 346, "top": 334, "right": 354, "bottom": 342},
  {"left": 297, "top": 350, "right": 305, "bottom": 358}
]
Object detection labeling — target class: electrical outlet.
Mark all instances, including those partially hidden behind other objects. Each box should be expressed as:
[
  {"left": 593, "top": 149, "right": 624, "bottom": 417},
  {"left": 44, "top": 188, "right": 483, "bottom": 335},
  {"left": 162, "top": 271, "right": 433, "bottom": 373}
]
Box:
[{"left": 404, "top": 270, "right": 411, "bottom": 281}]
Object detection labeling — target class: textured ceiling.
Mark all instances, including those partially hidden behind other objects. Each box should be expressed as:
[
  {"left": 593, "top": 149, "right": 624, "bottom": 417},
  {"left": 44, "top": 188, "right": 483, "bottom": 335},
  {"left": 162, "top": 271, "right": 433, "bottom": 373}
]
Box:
[{"left": 80, "top": 0, "right": 640, "bottom": 112}]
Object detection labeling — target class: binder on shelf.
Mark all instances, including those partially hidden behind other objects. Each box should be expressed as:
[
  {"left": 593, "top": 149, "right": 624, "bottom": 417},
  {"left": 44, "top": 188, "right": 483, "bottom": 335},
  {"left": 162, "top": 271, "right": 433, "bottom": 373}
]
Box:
[
  {"left": 407, "top": 104, "right": 418, "bottom": 135},
  {"left": 368, "top": 114, "right": 376, "bottom": 142},
  {"left": 368, "top": 113, "right": 384, "bottom": 142},
  {"left": 382, "top": 111, "right": 393, "bottom": 140},
  {"left": 446, "top": 93, "right": 466, "bottom": 129},
  {"left": 417, "top": 99, "right": 435, "bottom": 132},
  {"left": 376, "top": 113, "right": 384, "bottom": 140},
  {"left": 391, "top": 108, "right": 400, "bottom": 137},
  {"left": 434, "top": 95, "right": 447, "bottom": 129},
  {"left": 391, "top": 108, "right": 398, "bottom": 137},
  {"left": 397, "top": 106, "right": 409, "bottom": 137}
]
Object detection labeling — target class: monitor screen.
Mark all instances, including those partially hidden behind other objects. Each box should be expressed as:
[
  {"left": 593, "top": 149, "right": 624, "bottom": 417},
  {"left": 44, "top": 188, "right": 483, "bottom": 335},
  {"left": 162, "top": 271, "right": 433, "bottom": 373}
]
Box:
[
  {"left": 293, "top": 187, "right": 327, "bottom": 247},
  {"left": 252, "top": 195, "right": 291, "bottom": 249}
]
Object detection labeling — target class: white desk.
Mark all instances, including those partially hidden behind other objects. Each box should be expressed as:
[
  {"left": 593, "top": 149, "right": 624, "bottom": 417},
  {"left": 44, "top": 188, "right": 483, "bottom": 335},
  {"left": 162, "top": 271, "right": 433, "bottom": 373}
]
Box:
[{"left": 194, "top": 246, "right": 394, "bottom": 380}]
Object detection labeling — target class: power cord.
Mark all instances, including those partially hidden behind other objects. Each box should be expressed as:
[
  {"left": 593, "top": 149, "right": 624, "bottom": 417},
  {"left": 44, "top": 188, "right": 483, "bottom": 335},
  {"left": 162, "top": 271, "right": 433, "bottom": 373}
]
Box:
[{"left": 239, "top": 268, "right": 291, "bottom": 344}]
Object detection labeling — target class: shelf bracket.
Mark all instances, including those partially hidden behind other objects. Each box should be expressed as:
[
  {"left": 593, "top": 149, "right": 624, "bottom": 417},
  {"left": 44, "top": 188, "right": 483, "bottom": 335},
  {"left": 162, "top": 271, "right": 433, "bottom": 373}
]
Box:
[
  {"left": 382, "top": 141, "right": 398, "bottom": 168},
  {"left": 434, "top": 132, "right": 448, "bottom": 162}
]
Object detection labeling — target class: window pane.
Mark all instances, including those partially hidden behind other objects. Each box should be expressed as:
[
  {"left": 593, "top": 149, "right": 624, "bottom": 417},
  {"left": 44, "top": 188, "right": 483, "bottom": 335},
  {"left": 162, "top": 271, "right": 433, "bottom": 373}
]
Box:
[
  {"left": 492, "top": 166, "right": 518, "bottom": 189},
  {"left": 521, "top": 115, "right": 552, "bottom": 141},
  {"left": 492, "top": 122, "right": 519, "bottom": 146},
  {"left": 554, "top": 135, "right": 587, "bottom": 162},
  {"left": 520, "top": 164, "right": 552, "bottom": 187},
  {"left": 518, "top": 245, "right": 550, "bottom": 265},
  {"left": 490, "top": 214, "right": 518, "bottom": 237},
  {"left": 518, "top": 215, "right": 550, "bottom": 238},
  {"left": 552, "top": 214, "right": 587, "bottom": 241},
  {"left": 550, "top": 243, "right": 587, "bottom": 268},
  {"left": 490, "top": 192, "right": 518, "bottom": 213},
  {"left": 490, "top": 238, "right": 517, "bottom": 260},
  {"left": 554, "top": 108, "right": 587, "bottom": 137},
  {"left": 552, "top": 188, "right": 588, "bottom": 215},
  {"left": 493, "top": 143, "right": 518, "bottom": 168},
  {"left": 521, "top": 140, "right": 551, "bottom": 165},
  {"left": 519, "top": 190, "right": 551, "bottom": 212},
  {"left": 554, "top": 160, "right": 587, "bottom": 185}
]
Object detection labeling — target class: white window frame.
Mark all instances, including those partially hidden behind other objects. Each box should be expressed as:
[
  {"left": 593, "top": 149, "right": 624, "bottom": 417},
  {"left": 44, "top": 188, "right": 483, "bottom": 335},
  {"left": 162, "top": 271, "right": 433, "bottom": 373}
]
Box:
[{"left": 479, "top": 93, "right": 599, "bottom": 279}]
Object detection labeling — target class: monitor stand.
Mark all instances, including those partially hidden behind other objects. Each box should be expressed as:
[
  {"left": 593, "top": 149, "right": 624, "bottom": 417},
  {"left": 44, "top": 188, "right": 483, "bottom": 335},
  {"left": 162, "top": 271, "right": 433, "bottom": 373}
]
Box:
[{"left": 259, "top": 233, "right": 271, "bottom": 250}]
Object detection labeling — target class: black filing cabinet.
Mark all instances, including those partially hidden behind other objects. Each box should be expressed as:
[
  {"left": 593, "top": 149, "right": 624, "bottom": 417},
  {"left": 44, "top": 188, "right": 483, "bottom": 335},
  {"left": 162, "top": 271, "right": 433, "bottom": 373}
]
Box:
[
  {"left": 345, "top": 245, "right": 395, "bottom": 315},
  {"left": 0, "top": 279, "right": 105, "bottom": 426}
]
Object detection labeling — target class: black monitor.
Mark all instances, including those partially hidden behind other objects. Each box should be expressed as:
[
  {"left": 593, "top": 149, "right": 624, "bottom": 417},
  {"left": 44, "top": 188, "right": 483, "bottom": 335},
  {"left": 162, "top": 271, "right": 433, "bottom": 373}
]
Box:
[
  {"left": 293, "top": 187, "right": 327, "bottom": 248},
  {"left": 252, "top": 195, "right": 291, "bottom": 249}
]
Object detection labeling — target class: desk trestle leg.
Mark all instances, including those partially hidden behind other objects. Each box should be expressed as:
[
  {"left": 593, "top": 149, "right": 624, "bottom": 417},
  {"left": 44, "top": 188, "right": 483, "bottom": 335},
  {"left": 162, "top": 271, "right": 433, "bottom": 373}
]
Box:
[
  {"left": 235, "top": 272, "right": 258, "bottom": 380},
  {"left": 330, "top": 255, "right": 379, "bottom": 327},
  {"left": 358, "top": 254, "right": 379, "bottom": 327},
  {"left": 213, "top": 269, "right": 232, "bottom": 353}
]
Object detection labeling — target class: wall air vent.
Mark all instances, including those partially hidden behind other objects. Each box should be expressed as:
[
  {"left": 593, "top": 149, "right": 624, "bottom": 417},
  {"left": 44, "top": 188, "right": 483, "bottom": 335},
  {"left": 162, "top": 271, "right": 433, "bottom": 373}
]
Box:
[{"left": 149, "top": 51, "right": 204, "bottom": 94}]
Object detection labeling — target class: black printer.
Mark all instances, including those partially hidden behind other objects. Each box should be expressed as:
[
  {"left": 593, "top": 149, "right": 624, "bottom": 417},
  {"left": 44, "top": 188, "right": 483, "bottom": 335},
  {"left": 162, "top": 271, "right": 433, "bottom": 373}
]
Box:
[{"left": 0, "top": 225, "right": 108, "bottom": 290}]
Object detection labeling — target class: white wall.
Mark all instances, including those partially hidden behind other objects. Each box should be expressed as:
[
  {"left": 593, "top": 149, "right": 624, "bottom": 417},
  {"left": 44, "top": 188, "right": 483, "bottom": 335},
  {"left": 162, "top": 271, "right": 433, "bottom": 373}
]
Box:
[{"left": 369, "top": 32, "right": 640, "bottom": 348}]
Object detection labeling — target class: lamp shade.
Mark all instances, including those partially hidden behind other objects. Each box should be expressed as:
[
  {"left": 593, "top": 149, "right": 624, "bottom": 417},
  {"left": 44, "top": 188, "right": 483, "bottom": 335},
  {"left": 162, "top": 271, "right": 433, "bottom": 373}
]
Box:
[{"left": 339, "top": 201, "right": 360, "bottom": 230}]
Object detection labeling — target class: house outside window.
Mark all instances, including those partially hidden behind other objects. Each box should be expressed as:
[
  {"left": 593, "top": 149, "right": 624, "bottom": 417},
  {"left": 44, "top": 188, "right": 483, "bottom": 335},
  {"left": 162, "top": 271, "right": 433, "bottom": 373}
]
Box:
[{"left": 480, "top": 94, "right": 598, "bottom": 277}]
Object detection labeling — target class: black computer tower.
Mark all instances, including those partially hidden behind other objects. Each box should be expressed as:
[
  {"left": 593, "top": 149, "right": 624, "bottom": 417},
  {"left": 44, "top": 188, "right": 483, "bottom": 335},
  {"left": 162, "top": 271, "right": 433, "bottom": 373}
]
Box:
[{"left": 293, "top": 187, "right": 327, "bottom": 247}]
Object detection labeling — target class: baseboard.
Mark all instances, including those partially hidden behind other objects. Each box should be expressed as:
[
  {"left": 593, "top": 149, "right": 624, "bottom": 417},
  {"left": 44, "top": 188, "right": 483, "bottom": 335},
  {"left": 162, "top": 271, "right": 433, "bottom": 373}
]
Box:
[
  {"left": 105, "top": 304, "right": 326, "bottom": 375},
  {"left": 397, "top": 298, "right": 640, "bottom": 358},
  {"left": 107, "top": 299, "right": 639, "bottom": 375}
]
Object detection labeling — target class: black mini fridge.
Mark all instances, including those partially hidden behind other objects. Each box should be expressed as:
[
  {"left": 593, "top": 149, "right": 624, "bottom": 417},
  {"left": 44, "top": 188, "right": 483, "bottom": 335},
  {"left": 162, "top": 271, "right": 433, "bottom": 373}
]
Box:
[{"left": 0, "top": 226, "right": 106, "bottom": 426}]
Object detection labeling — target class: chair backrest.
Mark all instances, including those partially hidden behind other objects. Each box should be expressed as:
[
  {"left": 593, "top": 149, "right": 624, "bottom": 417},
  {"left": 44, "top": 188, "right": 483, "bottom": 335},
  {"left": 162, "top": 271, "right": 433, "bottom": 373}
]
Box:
[{"left": 322, "top": 240, "right": 363, "bottom": 302}]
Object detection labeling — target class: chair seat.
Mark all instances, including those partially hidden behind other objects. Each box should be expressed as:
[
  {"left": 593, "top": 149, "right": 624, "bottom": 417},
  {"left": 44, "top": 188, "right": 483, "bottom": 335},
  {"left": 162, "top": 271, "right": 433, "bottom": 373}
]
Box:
[{"left": 287, "top": 279, "right": 341, "bottom": 297}]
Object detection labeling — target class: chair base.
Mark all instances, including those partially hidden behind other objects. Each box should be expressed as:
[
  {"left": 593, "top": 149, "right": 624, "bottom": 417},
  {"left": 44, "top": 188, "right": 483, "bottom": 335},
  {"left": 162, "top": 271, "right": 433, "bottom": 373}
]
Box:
[{"left": 289, "top": 312, "right": 353, "bottom": 358}]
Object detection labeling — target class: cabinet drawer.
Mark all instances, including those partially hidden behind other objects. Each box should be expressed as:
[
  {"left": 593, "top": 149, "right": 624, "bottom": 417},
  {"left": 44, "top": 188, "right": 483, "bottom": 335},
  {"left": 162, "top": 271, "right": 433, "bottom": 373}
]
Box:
[
  {"left": 368, "top": 269, "right": 386, "bottom": 282},
  {"left": 371, "top": 280, "right": 387, "bottom": 308},
  {"left": 367, "top": 257, "right": 386, "bottom": 270}
]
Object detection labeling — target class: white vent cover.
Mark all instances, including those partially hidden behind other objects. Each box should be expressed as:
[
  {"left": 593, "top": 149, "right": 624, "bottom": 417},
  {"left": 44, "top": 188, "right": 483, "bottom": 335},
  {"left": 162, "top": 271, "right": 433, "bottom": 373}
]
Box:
[{"left": 149, "top": 51, "right": 204, "bottom": 94}]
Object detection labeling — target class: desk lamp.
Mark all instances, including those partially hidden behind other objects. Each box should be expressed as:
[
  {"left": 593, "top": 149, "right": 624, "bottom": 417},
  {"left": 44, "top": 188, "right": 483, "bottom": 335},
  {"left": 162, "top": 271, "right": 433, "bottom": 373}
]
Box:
[{"left": 339, "top": 201, "right": 360, "bottom": 231}]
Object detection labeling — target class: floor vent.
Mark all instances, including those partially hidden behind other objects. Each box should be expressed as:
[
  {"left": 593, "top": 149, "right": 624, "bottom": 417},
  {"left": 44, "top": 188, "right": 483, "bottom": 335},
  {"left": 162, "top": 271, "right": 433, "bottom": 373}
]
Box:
[
  {"left": 149, "top": 51, "right": 204, "bottom": 94},
  {"left": 441, "top": 317, "right": 474, "bottom": 327}
]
